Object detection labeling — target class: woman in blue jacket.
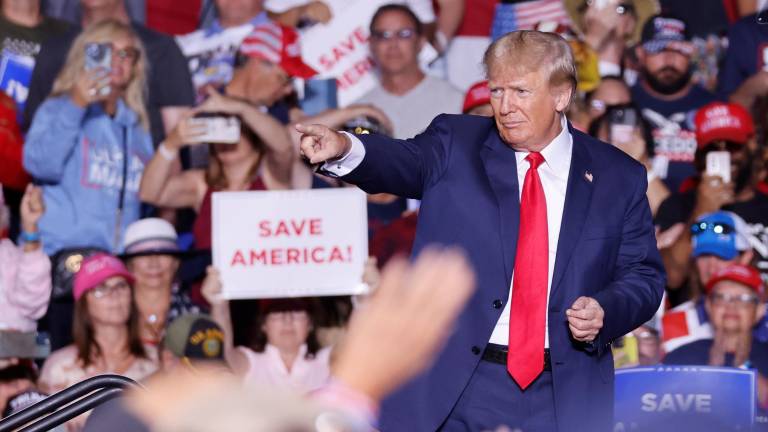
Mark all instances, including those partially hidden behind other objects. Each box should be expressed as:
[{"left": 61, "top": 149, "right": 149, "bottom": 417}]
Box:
[{"left": 24, "top": 19, "right": 153, "bottom": 350}]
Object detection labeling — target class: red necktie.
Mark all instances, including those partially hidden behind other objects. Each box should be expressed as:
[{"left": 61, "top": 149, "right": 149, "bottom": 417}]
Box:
[{"left": 507, "top": 152, "right": 548, "bottom": 390}]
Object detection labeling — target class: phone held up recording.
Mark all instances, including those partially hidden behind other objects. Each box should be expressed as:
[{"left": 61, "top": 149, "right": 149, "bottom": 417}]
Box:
[
  {"left": 188, "top": 114, "right": 241, "bottom": 144},
  {"left": 84, "top": 42, "right": 112, "bottom": 97}
]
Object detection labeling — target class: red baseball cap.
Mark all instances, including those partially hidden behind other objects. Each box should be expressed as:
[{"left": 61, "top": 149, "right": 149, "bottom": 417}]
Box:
[
  {"left": 462, "top": 80, "right": 491, "bottom": 113},
  {"left": 705, "top": 263, "right": 763, "bottom": 295},
  {"left": 694, "top": 102, "right": 755, "bottom": 148},
  {"left": 240, "top": 21, "right": 317, "bottom": 79}
]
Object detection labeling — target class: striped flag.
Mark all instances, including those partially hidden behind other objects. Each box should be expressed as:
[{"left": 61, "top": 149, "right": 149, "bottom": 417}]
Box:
[
  {"left": 491, "top": 0, "right": 572, "bottom": 41},
  {"left": 660, "top": 301, "right": 712, "bottom": 354}
]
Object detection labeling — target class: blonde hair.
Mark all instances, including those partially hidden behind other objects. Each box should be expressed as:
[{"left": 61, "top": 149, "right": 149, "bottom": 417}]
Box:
[
  {"left": 483, "top": 30, "right": 577, "bottom": 98},
  {"left": 51, "top": 19, "right": 150, "bottom": 130}
]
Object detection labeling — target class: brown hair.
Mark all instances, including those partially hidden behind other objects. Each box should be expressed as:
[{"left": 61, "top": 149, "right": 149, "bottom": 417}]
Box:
[
  {"left": 483, "top": 30, "right": 577, "bottom": 103},
  {"left": 204, "top": 115, "right": 265, "bottom": 190},
  {"left": 251, "top": 299, "right": 321, "bottom": 358},
  {"left": 72, "top": 287, "right": 146, "bottom": 367}
]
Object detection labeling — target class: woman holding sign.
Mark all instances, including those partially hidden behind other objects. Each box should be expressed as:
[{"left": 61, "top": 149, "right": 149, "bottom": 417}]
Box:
[{"left": 201, "top": 267, "right": 331, "bottom": 394}]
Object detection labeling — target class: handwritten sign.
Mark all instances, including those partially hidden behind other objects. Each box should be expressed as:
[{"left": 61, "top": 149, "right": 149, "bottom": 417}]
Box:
[
  {"left": 212, "top": 188, "right": 368, "bottom": 299},
  {"left": 614, "top": 366, "right": 756, "bottom": 431}
]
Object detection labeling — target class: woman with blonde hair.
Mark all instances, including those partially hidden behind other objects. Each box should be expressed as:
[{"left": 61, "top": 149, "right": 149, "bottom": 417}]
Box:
[{"left": 23, "top": 19, "right": 154, "bottom": 351}]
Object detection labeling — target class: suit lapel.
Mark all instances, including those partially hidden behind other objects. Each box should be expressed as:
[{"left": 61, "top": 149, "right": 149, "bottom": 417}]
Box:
[
  {"left": 551, "top": 128, "right": 594, "bottom": 301},
  {"left": 480, "top": 129, "right": 520, "bottom": 285}
]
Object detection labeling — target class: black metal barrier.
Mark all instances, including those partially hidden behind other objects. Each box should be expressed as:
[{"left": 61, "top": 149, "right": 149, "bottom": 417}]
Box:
[{"left": 0, "top": 374, "right": 140, "bottom": 432}]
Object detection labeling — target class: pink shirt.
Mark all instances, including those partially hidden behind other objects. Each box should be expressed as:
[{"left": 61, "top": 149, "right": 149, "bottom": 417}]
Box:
[
  {"left": 0, "top": 239, "right": 51, "bottom": 331},
  {"left": 38, "top": 345, "right": 158, "bottom": 395},
  {"left": 240, "top": 344, "right": 331, "bottom": 394}
]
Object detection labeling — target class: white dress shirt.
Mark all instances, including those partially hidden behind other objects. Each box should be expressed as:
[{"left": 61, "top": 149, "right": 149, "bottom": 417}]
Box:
[
  {"left": 488, "top": 116, "right": 572, "bottom": 348},
  {"left": 323, "top": 116, "right": 573, "bottom": 348}
]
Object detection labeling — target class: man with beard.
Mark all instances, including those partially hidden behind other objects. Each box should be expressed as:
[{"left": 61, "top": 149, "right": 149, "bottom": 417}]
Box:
[
  {"left": 654, "top": 102, "right": 767, "bottom": 306},
  {"left": 631, "top": 15, "right": 716, "bottom": 193}
]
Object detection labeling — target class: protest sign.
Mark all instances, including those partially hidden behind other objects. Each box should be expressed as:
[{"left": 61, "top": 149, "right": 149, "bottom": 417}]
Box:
[
  {"left": 614, "top": 366, "right": 755, "bottom": 431},
  {"left": 212, "top": 188, "right": 368, "bottom": 299},
  {"left": 299, "top": 0, "right": 437, "bottom": 106},
  {"left": 0, "top": 51, "right": 34, "bottom": 123}
]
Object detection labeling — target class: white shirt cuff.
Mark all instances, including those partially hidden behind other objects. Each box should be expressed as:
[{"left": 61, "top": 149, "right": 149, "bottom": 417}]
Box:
[{"left": 321, "top": 132, "right": 366, "bottom": 177}]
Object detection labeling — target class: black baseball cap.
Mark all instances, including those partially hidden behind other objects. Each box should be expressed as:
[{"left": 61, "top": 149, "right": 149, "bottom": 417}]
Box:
[
  {"left": 163, "top": 314, "right": 225, "bottom": 361},
  {"left": 641, "top": 15, "right": 693, "bottom": 55}
]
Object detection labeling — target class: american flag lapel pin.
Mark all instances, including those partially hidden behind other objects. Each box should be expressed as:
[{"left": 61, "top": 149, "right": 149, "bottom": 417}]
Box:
[{"left": 584, "top": 171, "right": 593, "bottom": 183}]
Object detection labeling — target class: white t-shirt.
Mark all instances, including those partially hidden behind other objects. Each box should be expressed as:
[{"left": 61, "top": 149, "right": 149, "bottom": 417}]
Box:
[
  {"left": 355, "top": 75, "right": 463, "bottom": 139},
  {"left": 264, "top": 0, "right": 436, "bottom": 23}
]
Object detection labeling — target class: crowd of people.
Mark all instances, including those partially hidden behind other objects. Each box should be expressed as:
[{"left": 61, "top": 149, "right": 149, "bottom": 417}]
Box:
[{"left": 0, "top": 0, "right": 767, "bottom": 430}]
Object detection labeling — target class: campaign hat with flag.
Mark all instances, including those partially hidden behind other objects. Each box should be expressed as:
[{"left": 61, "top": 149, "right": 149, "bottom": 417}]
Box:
[
  {"left": 239, "top": 21, "right": 317, "bottom": 79},
  {"left": 640, "top": 15, "right": 693, "bottom": 55}
]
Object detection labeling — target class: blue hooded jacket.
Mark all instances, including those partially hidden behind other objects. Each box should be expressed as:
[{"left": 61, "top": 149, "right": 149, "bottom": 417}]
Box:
[{"left": 24, "top": 96, "right": 154, "bottom": 255}]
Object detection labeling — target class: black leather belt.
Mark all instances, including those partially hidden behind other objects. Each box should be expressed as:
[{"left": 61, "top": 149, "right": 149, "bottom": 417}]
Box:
[{"left": 482, "top": 344, "right": 552, "bottom": 371}]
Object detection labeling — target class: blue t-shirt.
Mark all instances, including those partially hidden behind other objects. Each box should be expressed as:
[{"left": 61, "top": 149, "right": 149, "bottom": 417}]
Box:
[
  {"left": 631, "top": 83, "right": 717, "bottom": 192},
  {"left": 718, "top": 13, "right": 768, "bottom": 99}
]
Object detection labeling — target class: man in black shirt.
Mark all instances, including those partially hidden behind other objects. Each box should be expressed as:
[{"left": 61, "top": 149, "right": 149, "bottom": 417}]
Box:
[
  {"left": 655, "top": 102, "right": 768, "bottom": 305},
  {"left": 631, "top": 15, "right": 716, "bottom": 192},
  {"left": 23, "top": 0, "right": 194, "bottom": 145},
  {"left": 0, "top": 0, "right": 69, "bottom": 125}
]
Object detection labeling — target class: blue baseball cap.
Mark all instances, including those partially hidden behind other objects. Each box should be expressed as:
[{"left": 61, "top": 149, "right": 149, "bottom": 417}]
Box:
[{"left": 691, "top": 211, "right": 751, "bottom": 260}]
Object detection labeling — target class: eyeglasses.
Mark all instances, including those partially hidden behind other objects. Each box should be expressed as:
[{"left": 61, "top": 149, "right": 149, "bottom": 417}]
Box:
[
  {"left": 266, "top": 311, "right": 309, "bottom": 322},
  {"left": 371, "top": 28, "right": 417, "bottom": 41},
  {"left": 710, "top": 292, "right": 759, "bottom": 306},
  {"left": 691, "top": 221, "right": 735, "bottom": 236},
  {"left": 90, "top": 280, "right": 131, "bottom": 299},
  {"left": 113, "top": 47, "right": 140, "bottom": 64}
]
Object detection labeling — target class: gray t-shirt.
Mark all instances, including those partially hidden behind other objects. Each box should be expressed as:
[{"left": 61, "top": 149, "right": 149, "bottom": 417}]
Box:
[{"left": 356, "top": 75, "right": 463, "bottom": 139}]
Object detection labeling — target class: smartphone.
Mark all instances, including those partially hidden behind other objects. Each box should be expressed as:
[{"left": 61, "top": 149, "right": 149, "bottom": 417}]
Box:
[
  {"left": 607, "top": 105, "right": 639, "bottom": 147},
  {"left": 84, "top": 42, "right": 111, "bottom": 96},
  {"left": 188, "top": 115, "right": 241, "bottom": 144},
  {"left": 706, "top": 151, "right": 731, "bottom": 184}
]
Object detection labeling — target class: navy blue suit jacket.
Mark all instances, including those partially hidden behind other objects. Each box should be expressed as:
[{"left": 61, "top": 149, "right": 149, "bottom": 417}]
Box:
[{"left": 342, "top": 114, "right": 666, "bottom": 432}]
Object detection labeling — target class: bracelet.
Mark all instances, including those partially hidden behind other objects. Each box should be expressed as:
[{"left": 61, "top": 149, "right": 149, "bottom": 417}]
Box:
[
  {"left": 158, "top": 142, "right": 178, "bottom": 161},
  {"left": 21, "top": 231, "right": 41, "bottom": 243}
]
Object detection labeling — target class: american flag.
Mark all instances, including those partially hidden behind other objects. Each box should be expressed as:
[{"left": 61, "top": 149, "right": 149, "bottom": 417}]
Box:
[{"left": 491, "top": 0, "right": 572, "bottom": 41}]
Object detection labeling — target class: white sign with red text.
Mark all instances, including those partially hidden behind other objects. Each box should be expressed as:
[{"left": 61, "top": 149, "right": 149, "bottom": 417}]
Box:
[
  {"left": 299, "top": 0, "right": 437, "bottom": 107},
  {"left": 212, "top": 188, "right": 369, "bottom": 299}
]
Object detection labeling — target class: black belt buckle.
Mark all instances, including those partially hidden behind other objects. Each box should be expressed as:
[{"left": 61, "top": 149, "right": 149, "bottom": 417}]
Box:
[{"left": 481, "top": 344, "right": 552, "bottom": 371}]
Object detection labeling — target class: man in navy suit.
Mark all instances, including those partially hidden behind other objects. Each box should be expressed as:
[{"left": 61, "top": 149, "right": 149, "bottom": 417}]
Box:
[{"left": 297, "top": 30, "right": 665, "bottom": 432}]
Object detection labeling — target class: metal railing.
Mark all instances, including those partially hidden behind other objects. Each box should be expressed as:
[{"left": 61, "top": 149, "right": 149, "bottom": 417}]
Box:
[{"left": 0, "top": 374, "right": 140, "bottom": 432}]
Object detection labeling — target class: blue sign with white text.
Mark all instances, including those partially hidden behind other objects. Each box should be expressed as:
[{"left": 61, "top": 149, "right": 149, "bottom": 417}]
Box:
[
  {"left": 0, "top": 51, "right": 34, "bottom": 123},
  {"left": 614, "top": 366, "right": 755, "bottom": 431}
]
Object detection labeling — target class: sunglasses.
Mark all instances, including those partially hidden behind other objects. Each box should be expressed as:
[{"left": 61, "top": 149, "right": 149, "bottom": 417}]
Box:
[
  {"left": 690, "top": 221, "right": 735, "bottom": 236},
  {"left": 710, "top": 292, "right": 759, "bottom": 306},
  {"left": 371, "top": 28, "right": 417, "bottom": 41}
]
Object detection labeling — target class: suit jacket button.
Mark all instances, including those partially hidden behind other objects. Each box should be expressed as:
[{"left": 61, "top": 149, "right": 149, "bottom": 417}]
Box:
[
  {"left": 471, "top": 346, "right": 481, "bottom": 355},
  {"left": 492, "top": 299, "right": 503, "bottom": 309}
]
